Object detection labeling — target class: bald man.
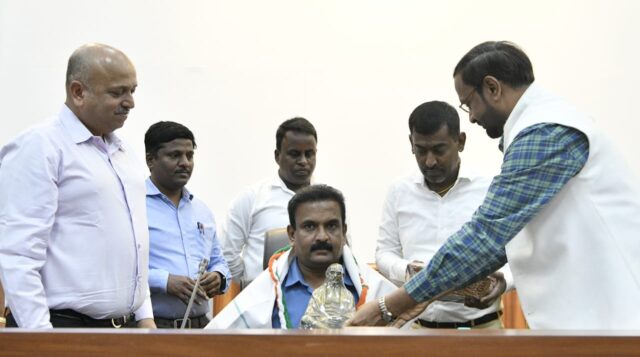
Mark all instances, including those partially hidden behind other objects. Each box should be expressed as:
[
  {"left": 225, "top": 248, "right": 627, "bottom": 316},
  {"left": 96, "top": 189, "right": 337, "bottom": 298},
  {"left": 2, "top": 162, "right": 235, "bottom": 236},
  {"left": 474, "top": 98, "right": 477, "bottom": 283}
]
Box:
[{"left": 0, "top": 44, "right": 155, "bottom": 328}]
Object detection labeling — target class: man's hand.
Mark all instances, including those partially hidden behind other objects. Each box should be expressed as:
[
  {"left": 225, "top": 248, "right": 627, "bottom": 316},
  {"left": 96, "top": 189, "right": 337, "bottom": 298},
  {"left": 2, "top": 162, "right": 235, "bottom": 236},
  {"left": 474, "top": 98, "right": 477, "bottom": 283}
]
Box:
[
  {"left": 200, "top": 272, "right": 223, "bottom": 298},
  {"left": 167, "top": 274, "right": 207, "bottom": 305},
  {"left": 464, "top": 272, "right": 506, "bottom": 309},
  {"left": 137, "top": 318, "right": 157, "bottom": 329},
  {"left": 346, "top": 288, "right": 420, "bottom": 327},
  {"left": 405, "top": 261, "right": 426, "bottom": 281},
  {"left": 345, "top": 300, "right": 388, "bottom": 327}
]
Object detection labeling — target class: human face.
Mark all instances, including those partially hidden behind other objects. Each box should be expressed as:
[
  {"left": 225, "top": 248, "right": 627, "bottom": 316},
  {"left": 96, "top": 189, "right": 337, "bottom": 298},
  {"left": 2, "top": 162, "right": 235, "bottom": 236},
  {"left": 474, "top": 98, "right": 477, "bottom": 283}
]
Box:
[
  {"left": 75, "top": 54, "right": 137, "bottom": 136},
  {"left": 147, "top": 138, "right": 194, "bottom": 195},
  {"left": 454, "top": 74, "right": 506, "bottom": 139},
  {"left": 410, "top": 126, "right": 464, "bottom": 188},
  {"left": 288, "top": 200, "right": 346, "bottom": 272},
  {"left": 275, "top": 131, "right": 317, "bottom": 191}
]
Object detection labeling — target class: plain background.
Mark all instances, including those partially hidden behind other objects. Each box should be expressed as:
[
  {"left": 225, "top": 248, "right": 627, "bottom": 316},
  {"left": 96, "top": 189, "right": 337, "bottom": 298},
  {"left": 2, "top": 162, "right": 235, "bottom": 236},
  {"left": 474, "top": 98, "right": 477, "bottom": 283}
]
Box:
[{"left": 1, "top": 0, "right": 639, "bottom": 264}]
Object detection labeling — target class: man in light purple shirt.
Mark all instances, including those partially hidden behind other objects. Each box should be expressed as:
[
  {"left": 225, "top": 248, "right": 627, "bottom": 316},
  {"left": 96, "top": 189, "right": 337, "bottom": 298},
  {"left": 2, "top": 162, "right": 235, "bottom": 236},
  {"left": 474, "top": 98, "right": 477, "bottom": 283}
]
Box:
[{"left": 0, "top": 43, "right": 155, "bottom": 328}]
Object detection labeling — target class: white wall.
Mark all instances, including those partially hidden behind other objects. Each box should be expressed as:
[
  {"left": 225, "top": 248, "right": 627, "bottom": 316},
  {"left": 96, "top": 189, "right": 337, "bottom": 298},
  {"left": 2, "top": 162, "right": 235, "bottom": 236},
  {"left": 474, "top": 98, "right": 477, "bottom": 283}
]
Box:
[{"left": 1, "top": 0, "right": 639, "bottom": 264}]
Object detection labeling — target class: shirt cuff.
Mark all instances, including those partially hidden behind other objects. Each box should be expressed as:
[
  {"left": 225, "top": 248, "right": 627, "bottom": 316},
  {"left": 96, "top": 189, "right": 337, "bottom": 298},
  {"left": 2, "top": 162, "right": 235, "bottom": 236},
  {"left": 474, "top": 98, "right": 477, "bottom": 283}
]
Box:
[
  {"left": 403, "top": 269, "right": 437, "bottom": 303},
  {"left": 134, "top": 294, "right": 154, "bottom": 321},
  {"left": 499, "top": 265, "right": 515, "bottom": 292},
  {"left": 214, "top": 271, "right": 228, "bottom": 293},
  {"left": 148, "top": 269, "right": 170, "bottom": 294},
  {"left": 390, "top": 258, "right": 411, "bottom": 285}
]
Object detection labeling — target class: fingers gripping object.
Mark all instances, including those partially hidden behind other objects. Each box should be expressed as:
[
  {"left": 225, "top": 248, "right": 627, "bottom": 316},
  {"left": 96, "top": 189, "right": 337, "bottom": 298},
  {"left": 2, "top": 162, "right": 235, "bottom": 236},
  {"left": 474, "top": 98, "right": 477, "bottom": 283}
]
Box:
[{"left": 180, "top": 259, "right": 209, "bottom": 329}]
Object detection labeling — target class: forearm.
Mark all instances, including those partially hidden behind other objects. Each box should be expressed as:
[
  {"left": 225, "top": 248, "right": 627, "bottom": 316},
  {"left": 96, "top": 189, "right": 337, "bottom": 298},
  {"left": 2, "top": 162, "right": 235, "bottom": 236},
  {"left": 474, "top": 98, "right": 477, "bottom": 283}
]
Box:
[{"left": 404, "top": 222, "right": 508, "bottom": 303}]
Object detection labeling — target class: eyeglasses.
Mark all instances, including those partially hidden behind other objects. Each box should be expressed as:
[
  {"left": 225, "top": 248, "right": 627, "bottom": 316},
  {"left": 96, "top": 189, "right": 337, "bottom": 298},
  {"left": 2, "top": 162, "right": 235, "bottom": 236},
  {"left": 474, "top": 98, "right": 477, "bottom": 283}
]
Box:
[{"left": 458, "top": 88, "right": 476, "bottom": 113}]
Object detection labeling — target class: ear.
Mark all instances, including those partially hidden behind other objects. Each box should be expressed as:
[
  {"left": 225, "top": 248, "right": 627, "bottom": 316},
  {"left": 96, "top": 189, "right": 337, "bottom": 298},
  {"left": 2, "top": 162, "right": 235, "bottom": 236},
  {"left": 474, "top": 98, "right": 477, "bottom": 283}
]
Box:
[
  {"left": 68, "top": 80, "right": 86, "bottom": 106},
  {"left": 287, "top": 225, "right": 296, "bottom": 244},
  {"left": 274, "top": 149, "right": 280, "bottom": 165},
  {"left": 457, "top": 132, "right": 466, "bottom": 152},
  {"left": 145, "top": 153, "right": 154, "bottom": 170},
  {"left": 409, "top": 134, "right": 415, "bottom": 154},
  {"left": 482, "top": 76, "right": 502, "bottom": 100}
]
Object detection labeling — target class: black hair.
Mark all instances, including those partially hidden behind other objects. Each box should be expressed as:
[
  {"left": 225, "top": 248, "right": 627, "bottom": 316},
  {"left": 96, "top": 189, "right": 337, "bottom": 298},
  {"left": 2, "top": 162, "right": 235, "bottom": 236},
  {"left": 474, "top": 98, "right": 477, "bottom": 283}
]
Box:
[
  {"left": 408, "top": 101, "right": 460, "bottom": 138},
  {"left": 144, "top": 121, "right": 196, "bottom": 157},
  {"left": 275, "top": 117, "right": 317, "bottom": 151},
  {"left": 453, "top": 41, "right": 534, "bottom": 90},
  {"left": 288, "top": 184, "right": 346, "bottom": 227}
]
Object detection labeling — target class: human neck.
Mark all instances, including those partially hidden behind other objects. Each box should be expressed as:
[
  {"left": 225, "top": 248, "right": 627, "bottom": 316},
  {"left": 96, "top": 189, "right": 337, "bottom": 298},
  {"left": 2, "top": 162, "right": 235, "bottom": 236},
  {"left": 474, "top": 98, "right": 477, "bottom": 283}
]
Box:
[
  {"left": 426, "top": 165, "right": 460, "bottom": 197},
  {"left": 280, "top": 174, "right": 309, "bottom": 193},
  {"left": 151, "top": 177, "right": 183, "bottom": 207}
]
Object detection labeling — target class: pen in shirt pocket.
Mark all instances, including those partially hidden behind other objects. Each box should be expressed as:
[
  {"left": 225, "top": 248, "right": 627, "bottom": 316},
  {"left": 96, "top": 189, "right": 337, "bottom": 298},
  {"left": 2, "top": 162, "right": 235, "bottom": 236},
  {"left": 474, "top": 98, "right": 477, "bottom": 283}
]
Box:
[{"left": 197, "top": 222, "right": 205, "bottom": 237}]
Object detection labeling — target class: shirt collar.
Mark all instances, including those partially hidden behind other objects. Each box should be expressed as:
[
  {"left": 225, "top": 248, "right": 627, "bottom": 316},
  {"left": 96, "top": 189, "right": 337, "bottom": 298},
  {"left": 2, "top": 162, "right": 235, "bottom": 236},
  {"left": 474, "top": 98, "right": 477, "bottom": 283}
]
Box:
[
  {"left": 411, "top": 161, "right": 480, "bottom": 188},
  {"left": 145, "top": 177, "right": 193, "bottom": 201},
  {"left": 284, "top": 257, "right": 355, "bottom": 288},
  {"left": 59, "top": 104, "right": 124, "bottom": 152},
  {"left": 270, "top": 173, "right": 316, "bottom": 193}
]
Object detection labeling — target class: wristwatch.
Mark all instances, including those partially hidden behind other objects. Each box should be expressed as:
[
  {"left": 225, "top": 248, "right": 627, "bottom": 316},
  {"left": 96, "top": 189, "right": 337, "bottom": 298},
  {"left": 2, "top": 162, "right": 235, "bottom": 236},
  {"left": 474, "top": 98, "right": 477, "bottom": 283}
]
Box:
[
  {"left": 217, "top": 271, "right": 227, "bottom": 292},
  {"left": 378, "top": 296, "right": 395, "bottom": 323}
]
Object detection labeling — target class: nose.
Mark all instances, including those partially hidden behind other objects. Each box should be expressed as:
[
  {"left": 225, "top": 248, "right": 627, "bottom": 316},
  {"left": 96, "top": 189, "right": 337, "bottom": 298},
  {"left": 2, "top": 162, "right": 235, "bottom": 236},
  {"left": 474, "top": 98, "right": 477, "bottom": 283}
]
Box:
[
  {"left": 123, "top": 92, "right": 135, "bottom": 109},
  {"left": 315, "top": 226, "right": 329, "bottom": 241},
  {"left": 468, "top": 112, "right": 477, "bottom": 124},
  {"left": 177, "top": 154, "right": 190, "bottom": 167},
  {"left": 297, "top": 155, "right": 309, "bottom": 166},
  {"left": 424, "top": 152, "right": 437, "bottom": 168}
]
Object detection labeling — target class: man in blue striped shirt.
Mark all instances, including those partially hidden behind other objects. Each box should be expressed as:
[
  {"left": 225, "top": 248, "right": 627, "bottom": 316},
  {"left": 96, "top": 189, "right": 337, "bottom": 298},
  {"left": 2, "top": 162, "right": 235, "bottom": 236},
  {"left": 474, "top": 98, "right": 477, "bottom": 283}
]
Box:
[{"left": 348, "top": 41, "right": 640, "bottom": 329}]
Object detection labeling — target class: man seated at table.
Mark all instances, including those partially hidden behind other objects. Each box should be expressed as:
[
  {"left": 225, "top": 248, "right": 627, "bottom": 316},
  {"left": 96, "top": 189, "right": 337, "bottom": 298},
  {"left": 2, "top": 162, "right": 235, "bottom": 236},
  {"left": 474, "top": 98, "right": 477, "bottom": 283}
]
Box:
[{"left": 207, "top": 184, "right": 396, "bottom": 329}]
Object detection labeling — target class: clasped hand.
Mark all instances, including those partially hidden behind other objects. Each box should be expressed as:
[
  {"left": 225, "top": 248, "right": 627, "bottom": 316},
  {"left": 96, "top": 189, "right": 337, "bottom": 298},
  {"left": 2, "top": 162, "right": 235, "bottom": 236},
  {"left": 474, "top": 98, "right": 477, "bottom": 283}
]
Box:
[{"left": 167, "top": 272, "right": 224, "bottom": 305}]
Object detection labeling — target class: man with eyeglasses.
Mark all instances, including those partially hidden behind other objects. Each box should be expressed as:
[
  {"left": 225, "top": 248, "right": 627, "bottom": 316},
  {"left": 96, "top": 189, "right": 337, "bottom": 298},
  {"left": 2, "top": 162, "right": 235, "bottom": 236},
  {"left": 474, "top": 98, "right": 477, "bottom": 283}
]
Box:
[{"left": 348, "top": 41, "right": 640, "bottom": 329}]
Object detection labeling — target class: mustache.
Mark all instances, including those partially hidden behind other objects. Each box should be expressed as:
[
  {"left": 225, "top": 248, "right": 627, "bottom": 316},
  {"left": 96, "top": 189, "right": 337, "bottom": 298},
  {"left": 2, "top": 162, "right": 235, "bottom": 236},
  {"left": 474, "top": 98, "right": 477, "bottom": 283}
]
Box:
[
  {"left": 310, "top": 241, "right": 333, "bottom": 252},
  {"left": 115, "top": 108, "right": 129, "bottom": 115}
]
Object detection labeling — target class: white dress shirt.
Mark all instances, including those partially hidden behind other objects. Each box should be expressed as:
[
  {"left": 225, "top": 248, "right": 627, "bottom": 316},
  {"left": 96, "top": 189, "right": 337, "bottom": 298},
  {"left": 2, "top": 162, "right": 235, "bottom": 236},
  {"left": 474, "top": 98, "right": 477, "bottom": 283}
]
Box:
[
  {"left": 0, "top": 105, "right": 152, "bottom": 328},
  {"left": 376, "top": 166, "right": 513, "bottom": 323},
  {"left": 221, "top": 175, "right": 296, "bottom": 287}
]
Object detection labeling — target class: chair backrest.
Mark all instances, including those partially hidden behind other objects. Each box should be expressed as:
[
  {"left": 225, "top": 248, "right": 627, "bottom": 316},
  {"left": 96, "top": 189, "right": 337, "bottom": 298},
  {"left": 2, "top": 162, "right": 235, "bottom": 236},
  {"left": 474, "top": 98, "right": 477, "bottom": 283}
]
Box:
[{"left": 263, "top": 227, "right": 290, "bottom": 269}]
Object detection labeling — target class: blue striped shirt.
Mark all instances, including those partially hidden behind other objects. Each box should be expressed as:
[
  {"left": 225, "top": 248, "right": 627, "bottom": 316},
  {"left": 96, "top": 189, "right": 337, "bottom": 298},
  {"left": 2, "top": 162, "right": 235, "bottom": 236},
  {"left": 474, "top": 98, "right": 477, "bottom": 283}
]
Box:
[{"left": 405, "top": 123, "right": 589, "bottom": 302}]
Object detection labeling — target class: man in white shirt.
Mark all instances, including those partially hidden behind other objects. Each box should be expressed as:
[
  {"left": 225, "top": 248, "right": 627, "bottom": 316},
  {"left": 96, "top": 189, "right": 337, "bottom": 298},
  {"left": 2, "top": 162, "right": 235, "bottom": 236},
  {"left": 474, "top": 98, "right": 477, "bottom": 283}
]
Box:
[
  {"left": 221, "top": 117, "right": 317, "bottom": 288},
  {"left": 0, "top": 43, "right": 155, "bottom": 328},
  {"left": 376, "top": 100, "right": 510, "bottom": 328}
]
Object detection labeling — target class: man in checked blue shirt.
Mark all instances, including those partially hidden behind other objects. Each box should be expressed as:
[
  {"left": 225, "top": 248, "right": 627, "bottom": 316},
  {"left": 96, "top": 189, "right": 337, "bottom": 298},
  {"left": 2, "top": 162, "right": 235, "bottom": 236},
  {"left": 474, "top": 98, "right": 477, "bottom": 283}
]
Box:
[
  {"left": 348, "top": 41, "right": 640, "bottom": 329},
  {"left": 145, "top": 121, "right": 231, "bottom": 328}
]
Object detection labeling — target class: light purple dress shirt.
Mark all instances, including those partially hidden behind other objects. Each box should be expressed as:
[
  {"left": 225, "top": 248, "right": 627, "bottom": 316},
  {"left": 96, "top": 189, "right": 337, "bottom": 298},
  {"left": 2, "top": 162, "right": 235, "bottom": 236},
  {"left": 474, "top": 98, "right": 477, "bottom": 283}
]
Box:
[{"left": 0, "top": 105, "right": 152, "bottom": 328}]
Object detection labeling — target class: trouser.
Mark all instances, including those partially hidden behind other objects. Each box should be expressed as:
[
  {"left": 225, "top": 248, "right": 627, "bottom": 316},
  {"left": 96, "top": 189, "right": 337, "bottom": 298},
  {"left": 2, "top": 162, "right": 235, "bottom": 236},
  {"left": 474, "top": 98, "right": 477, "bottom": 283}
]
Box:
[{"left": 154, "top": 314, "right": 210, "bottom": 329}]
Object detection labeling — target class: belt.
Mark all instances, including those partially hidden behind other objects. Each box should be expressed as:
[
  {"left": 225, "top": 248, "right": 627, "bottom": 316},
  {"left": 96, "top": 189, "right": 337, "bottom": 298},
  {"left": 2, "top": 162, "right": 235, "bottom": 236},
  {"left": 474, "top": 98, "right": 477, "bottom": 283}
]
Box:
[
  {"left": 417, "top": 311, "right": 501, "bottom": 329},
  {"left": 50, "top": 309, "right": 134, "bottom": 328},
  {"left": 154, "top": 315, "right": 209, "bottom": 329}
]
